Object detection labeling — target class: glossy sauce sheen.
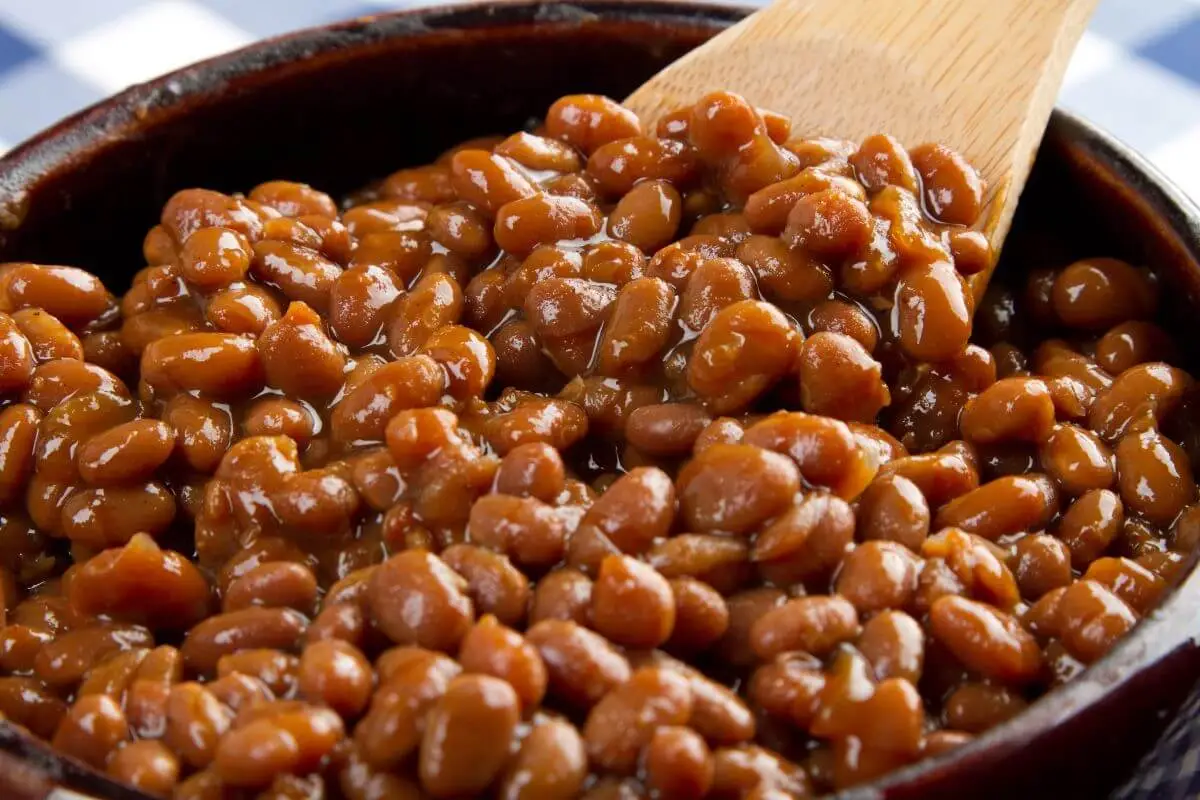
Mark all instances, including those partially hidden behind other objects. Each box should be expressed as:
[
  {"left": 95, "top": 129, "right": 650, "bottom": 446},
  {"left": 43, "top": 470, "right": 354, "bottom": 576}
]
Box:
[{"left": 0, "top": 91, "right": 1192, "bottom": 798}]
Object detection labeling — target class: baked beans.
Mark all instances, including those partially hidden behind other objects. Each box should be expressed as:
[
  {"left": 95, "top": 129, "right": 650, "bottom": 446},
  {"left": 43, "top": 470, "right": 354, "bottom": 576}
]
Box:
[{"left": 0, "top": 90, "right": 1190, "bottom": 798}]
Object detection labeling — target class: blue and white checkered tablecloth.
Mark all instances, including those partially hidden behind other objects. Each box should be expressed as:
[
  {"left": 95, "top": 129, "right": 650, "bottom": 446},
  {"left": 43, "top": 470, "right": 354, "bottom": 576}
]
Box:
[
  {"left": 0, "top": 0, "right": 1194, "bottom": 202},
  {"left": 0, "top": 0, "right": 1197, "bottom": 797}
]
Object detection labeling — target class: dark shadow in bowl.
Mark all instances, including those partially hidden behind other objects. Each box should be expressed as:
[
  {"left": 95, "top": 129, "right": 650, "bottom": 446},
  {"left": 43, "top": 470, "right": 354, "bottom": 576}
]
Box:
[{"left": 0, "top": 3, "right": 1196, "bottom": 799}]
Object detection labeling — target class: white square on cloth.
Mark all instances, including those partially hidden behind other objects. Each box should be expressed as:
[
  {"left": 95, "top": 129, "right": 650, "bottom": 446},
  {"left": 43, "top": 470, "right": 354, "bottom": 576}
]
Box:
[
  {"left": 1146, "top": 124, "right": 1200, "bottom": 204},
  {"left": 49, "top": 0, "right": 252, "bottom": 94},
  {"left": 1062, "top": 31, "right": 1124, "bottom": 89}
]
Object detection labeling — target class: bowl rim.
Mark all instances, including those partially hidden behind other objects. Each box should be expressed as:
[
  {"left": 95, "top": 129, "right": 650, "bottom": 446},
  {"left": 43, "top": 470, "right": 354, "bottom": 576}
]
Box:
[{"left": 0, "top": 2, "right": 1197, "bottom": 798}]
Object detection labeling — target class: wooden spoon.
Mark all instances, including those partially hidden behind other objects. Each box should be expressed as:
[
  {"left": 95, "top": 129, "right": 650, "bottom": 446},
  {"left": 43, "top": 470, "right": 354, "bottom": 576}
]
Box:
[{"left": 625, "top": 0, "right": 1099, "bottom": 294}]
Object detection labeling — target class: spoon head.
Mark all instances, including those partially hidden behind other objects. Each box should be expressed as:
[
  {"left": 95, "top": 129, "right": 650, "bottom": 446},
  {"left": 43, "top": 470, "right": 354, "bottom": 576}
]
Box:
[{"left": 626, "top": 0, "right": 1100, "bottom": 291}]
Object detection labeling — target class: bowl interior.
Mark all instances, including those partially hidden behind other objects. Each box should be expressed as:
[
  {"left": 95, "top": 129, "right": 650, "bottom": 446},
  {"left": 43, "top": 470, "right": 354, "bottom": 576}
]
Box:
[{"left": 0, "top": 3, "right": 1198, "bottom": 799}]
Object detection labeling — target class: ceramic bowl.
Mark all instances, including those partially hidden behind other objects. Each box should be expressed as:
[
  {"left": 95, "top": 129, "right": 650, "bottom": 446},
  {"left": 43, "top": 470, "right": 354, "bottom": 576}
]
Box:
[{"left": 0, "top": 3, "right": 1197, "bottom": 798}]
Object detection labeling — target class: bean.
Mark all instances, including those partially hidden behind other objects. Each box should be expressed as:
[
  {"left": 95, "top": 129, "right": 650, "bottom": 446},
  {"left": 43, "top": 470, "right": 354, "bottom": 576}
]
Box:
[
  {"left": 1083, "top": 557, "right": 1165, "bottom": 614},
  {"left": 591, "top": 554, "right": 675, "bottom": 649},
  {"left": 1089, "top": 363, "right": 1191, "bottom": 441},
  {"left": 856, "top": 474, "right": 930, "bottom": 550},
  {"left": 494, "top": 442, "right": 565, "bottom": 502},
  {"left": 783, "top": 189, "right": 871, "bottom": 258},
  {"left": 330, "top": 356, "right": 446, "bottom": 445},
  {"left": 182, "top": 608, "right": 307, "bottom": 675},
  {"left": 0, "top": 403, "right": 39, "bottom": 506},
  {"left": 0, "top": 676, "right": 67, "bottom": 737},
  {"left": 546, "top": 95, "right": 641, "bottom": 153},
  {"left": 449, "top": 150, "right": 536, "bottom": 215},
  {"left": 960, "top": 377, "right": 1055, "bottom": 445},
  {"left": 929, "top": 596, "right": 1040, "bottom": 683},
  {"left": 644, "top": 727, "right": 714, "bottom": 800},
  {"left": 934, "top": 474, "right": 1059, "bottom": 540},
  {"left": 0, "top": 314, "right": 34, "bottom": 394},
  {"left": 529, "top": 568, "right": 592, "bottom": 627},
  {"left": 494, "top": 194, "right": 602, "bottom": 256},
  {"left": 944, "top": 683, "right": 1028, "bottom": 733},
  {"left": 583, "top": 666, "right": 692, "bottom": 773},
  {"left": 466, "top": 493, "right": 567, "bottom": 569},
  {"left": 442, "top": 544, "right": 531, "bottom": 628},
  {"left": 52, "top": 693, "right": 129, "bottom": 768},
  {"left": 748, "top": 652, "right": 825, "bottom": 729},
  {"left": 141, "top": 333, "right": 263, "bottom": 400},
  {"left": 1011, "top": 534, "right": 1073, "bottom": 600},
  {"left": 163, "top": 682, "right": 231, "bottom": 769},
  {"left": 744, "top": 412, "right": 878, "bottom": 499},
  {"left": 108, "top": 739, "right": 180, "bottom": 797},
  {"left": 59, "top": 481, "right": 177, "bottom": 549},
  {"left": 526, "top": 620, "right": 631, "bottom": 709},
  {"left": 752, "top": 493, "right": 855, "bottom": 584},
  {"left": 896, "top": 261, "right": 972, "bottom": 362},
  {"left": 688, "top": 300, "right": 802, "bottom": 413},
  {"left": 458, "top": 615, "right": 547, "bottom": 710},
  {"left": 858, "top": 610, "right": 925, "bottom": 684},
  {"left": 909, "top": 143, "right": 983, "bottom": 225},
  {"left": 368, "top": 550, "right": 474, "bottom": 652},
  {"left": 798, "top": 332, "right": 890, "bottom": 423},
  {"left": 750, "top": 595, "right": 860, "bottom": 660},
  {"left": 1051, "top": 258, "right": 1156, "bottom": 331},
  {"left": 1095, "top": 321, "right": 1175, "bottom": 375},
  {"left": 1039, "top": 424, "right": 1114, "bottom": 495},
  {"left": 12, "top": 308, "right": 84, "bottom": 361},
  {"left": 6, "top": 264, "right": 113, "bottom": 327},
  {"left": 497, "top": 717, "right": 587, "bottom": 800},
  {"left": 1057, "top": 488, "right": 1124, "bottom": 569},
  {"left": 23, "top": 358, "right": 128, "bottom": 411},
  {"left": 1056, "top": 580, "right": 1137, "bottom": 663},
  {"left": 258, "top": 301, "right": 346, "bottom": 400},
  {"left": 1115, "top": 428, "right": 1195, "bottom": 526},
  {"left": 419, "top": 675, "right": 520, "bottom": 797},
  {"left": 597, "top": 278, "right": 676, "bottom": 377},
  {"left": 834, "top": 541, "right": 921, "bottom": 614},
  {"left": 77, "top": 419, "right": 175, "bottom": 485},
  {"left": 250, "top": 241, "right": 341, "bottom": 312},
  {"left": 68, "top": 534, "right": 209, "bottom": 628},
  {"left": 677, "top": 444, "right": 800, "bottom": 535}
]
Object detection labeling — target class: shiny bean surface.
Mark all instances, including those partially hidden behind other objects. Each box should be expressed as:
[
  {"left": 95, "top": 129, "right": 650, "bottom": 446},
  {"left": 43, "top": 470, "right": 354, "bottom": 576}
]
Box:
[{"left": 0, "top": 90, "right": 1192, "bottom": 798}]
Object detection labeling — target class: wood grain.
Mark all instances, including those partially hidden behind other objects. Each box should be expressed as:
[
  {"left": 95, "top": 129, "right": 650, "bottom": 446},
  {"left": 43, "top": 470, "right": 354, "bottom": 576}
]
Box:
[{"left": 625, "top": 0, "right": 1099, "bottom": 294}]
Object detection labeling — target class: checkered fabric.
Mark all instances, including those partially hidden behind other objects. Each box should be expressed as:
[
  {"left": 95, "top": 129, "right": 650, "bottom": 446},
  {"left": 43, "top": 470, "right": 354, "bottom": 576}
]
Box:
[
  {"left": 0, "top": 0, "right": 1197, "bottom": 797},
  {"left": 0, "top": 0, "right": 1196, "bottom": 202}
]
